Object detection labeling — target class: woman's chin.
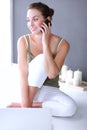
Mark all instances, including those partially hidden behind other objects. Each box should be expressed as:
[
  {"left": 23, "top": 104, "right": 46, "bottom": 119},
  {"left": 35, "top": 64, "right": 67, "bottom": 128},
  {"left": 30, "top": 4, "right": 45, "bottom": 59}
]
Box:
[{"left": 31, "top": 30, "right": 41, "bottom": 34}]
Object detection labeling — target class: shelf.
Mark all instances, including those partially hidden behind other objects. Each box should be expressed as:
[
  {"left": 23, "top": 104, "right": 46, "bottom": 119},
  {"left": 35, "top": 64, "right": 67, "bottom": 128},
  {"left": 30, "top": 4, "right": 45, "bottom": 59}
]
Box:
[{"left": 59, "top": 80, "right": 87, "bottom": 91}]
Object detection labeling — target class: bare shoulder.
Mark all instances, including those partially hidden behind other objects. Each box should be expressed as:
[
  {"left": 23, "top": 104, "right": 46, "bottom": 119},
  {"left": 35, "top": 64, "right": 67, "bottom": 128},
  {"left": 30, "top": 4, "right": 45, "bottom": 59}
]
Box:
[
  {"left": 17, "top": 35, "right": 26, "bottom": 46},
  {"left": 61, "top": 39, "right": 70, "bottom": 51},
  {"left": 17, "top": 35, "right": 29, "bottom": 65},
  {"left": 54, "top": 35, "right": 70, "bottom": 69},
  {"left": 52, "top": 34, "right": 70, "bottom": 51},
  {"left": 56, "top": 35, "right": 70, "bottom": 52},
  {"left": 17, "top": 35, "right": 28, "bottom": 51}
]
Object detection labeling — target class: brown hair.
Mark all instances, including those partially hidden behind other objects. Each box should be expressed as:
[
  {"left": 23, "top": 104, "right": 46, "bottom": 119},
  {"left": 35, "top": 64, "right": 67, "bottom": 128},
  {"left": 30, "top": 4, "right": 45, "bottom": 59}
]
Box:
[{"left": 28, "top": 2, "right": 54, "bottom": 25}]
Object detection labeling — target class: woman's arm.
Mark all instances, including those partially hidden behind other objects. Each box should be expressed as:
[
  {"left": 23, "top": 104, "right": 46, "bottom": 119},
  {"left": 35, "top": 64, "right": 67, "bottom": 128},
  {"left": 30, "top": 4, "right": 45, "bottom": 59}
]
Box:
[
  {"left": 43, "top": 39, "right": 70, "bottom": 79},
  {"left": 54, "top": 39, "right": 70, "bottom": 75},
  {"left": 41, "top": 23, "right": 70, "bottom": 79},
  {"left": 17, "top": 36, "right": 31, "bottom": 107}
]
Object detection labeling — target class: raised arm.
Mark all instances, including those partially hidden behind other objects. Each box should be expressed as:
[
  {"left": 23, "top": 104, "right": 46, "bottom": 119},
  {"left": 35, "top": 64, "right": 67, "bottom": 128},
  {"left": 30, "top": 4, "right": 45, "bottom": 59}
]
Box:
[{"left": 41, "top": 23, "right": 70, "bottom": 79}]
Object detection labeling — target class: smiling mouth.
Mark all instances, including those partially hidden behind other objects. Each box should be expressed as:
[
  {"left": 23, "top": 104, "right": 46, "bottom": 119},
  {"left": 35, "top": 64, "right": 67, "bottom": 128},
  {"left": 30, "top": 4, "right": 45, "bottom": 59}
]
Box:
[{"left": 31, "top": 28, "right": 35, "bottom": 31}]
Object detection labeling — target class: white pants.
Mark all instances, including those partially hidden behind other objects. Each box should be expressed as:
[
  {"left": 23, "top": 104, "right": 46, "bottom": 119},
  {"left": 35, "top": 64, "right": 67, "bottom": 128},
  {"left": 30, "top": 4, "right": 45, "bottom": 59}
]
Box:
[{"left": 28, "top": 54, "right": 77, "bottom": 117}]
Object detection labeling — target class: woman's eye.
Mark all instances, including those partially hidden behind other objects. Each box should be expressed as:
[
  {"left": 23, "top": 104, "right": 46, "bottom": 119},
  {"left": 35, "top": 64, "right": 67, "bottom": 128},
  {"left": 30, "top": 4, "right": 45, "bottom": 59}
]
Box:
[{"left": 33, "top": 18, "right": 38, "bottom": 22}]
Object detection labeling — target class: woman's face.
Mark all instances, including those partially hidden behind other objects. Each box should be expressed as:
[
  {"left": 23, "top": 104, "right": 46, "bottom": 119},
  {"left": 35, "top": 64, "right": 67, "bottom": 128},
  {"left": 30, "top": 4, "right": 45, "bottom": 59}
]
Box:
[{"left": 26, "top": 9, "right": 45, "bottom": 34}]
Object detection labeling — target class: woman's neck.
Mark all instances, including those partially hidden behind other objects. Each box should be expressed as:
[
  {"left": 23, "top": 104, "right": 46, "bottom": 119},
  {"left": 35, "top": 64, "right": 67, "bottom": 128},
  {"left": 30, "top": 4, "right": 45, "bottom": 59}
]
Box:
[{"left": 30, "top": 33, "right": 42, "bottom": 44}]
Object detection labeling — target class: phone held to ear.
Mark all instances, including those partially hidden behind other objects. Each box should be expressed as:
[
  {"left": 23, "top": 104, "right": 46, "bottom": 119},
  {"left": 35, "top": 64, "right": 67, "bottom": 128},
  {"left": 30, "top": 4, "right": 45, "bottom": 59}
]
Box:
[
  {"left": 44, "top": 19, "right": 51, "bottom": 26},
  {"left": 41, "top": 19, "right": 51, "bottom": 32}
]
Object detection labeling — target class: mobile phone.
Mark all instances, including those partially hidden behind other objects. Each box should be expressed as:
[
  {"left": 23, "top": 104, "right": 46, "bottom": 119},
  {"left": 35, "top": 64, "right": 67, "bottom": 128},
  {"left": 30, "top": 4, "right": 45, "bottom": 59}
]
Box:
[
  {"left": 40, "top": 19, "right": 51, "bottom": 32},
  {"left": 44, "top": 19, "right": 51, "bottom": 26}
]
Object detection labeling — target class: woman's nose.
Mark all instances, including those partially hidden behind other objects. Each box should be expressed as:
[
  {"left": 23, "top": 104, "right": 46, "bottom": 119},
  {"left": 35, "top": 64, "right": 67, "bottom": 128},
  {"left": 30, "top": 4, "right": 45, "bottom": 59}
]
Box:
[{"left": 30, "top": 21, "right": 34, "bottom": 26}]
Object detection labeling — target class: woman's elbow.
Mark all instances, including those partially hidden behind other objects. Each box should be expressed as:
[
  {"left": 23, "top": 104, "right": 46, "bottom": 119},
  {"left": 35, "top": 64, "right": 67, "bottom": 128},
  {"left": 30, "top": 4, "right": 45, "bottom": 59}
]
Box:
[{"left": 48, "top": 71, "right": 58, "bottom": 79}]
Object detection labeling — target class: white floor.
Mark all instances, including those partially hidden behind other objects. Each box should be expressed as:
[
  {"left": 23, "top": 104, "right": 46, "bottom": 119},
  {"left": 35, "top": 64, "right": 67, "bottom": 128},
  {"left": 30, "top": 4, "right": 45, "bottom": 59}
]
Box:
[{"left": 0, "top": 64, "right": 87, "bottom": 130}]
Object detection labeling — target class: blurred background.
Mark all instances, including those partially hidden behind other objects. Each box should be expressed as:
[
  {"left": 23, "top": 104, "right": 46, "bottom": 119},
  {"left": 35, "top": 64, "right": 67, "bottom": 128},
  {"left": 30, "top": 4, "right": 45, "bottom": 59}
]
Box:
[{"left": 0, "top": 0, "right": 87, "bottom": 81}]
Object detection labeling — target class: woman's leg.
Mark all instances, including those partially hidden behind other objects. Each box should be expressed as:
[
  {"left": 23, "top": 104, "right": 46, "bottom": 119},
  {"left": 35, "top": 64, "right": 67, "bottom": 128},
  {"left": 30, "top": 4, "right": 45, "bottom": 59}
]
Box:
[
  {"left": 7, "top": 54, "right": 47, "bottom": 108},
  {"left": 28, "top": 54, "right": 47, "bottom": 87},
  {"left": 7, "top": 85, "right": 77, "bottom": 117},
  {"left": 34, "top": 86, "right": 77, "bottom": 117},
  {"left": 28, "top": 54, "right": 48, "bottom": 106}
]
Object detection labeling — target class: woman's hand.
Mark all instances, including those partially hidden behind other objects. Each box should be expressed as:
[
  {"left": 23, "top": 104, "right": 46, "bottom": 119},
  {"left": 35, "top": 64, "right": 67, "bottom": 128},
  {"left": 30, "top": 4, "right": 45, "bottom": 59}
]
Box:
[
  {"left": 40, "top": 22, "right": 58, "bottom": 79},
  {"left": 40, "top": 22, "right": 51, "bottom": 47}
]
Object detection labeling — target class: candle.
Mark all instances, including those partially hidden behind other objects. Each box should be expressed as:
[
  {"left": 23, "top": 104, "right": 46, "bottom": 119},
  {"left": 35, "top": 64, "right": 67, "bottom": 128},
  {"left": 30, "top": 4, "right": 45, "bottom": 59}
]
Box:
[
  {"left": 74, "top": 69, "right": 82, "bottom": 85},
  {"left": 61, "top": 65, "right": 68, "bottom": 81},
  {"left": 66, "top": 69, "right": 73, "bottom": 84},
  {"left": 67, "top": 69, "right": 73, "bottom": 79},
  {"left": 73, "top": 78, "right": 80, "bottom": 86}
]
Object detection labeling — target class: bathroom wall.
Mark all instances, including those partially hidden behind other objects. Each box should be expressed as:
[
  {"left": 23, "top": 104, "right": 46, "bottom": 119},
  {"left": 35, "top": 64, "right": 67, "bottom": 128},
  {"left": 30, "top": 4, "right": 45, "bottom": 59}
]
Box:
[{"left": 12, "top": 0, "right": 87, "bottom": 81}]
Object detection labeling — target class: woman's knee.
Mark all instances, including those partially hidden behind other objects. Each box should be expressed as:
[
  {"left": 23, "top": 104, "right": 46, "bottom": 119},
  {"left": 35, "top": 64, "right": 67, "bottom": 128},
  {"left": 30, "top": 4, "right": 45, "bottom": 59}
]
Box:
[
  {"left": 42, "top": 100, "right": 77, "bottom": 117},
  {"left": 65, "top": 100, "right": 77, "bottom": 117}
]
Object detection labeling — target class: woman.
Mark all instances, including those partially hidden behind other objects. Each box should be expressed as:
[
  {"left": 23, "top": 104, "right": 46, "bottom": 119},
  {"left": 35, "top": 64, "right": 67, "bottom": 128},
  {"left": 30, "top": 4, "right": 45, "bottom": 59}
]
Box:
[{"left": 9, "top": 2, "right": 77, "bottom": 117}]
